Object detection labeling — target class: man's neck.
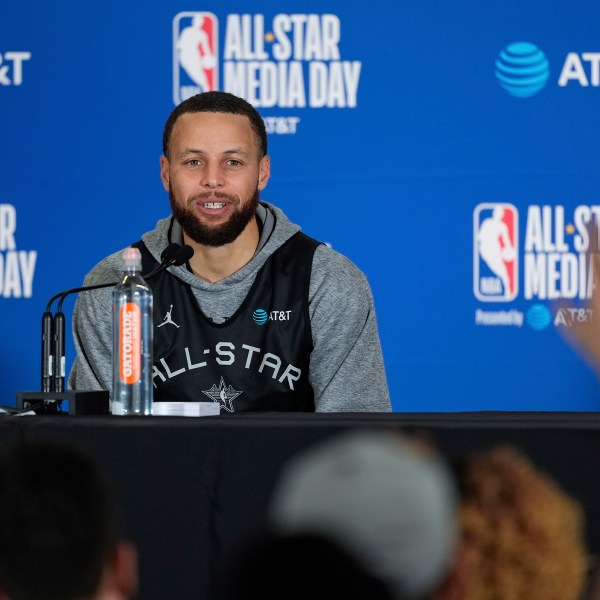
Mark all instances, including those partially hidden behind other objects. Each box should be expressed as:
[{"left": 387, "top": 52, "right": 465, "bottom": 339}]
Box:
[{"left": 183, "top": 217, "right": 260, "bottom": 283}]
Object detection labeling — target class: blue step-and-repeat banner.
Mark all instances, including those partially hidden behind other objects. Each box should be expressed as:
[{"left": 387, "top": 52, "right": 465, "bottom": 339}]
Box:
[{"left": 3, "top": 0, "right": 600, "bottom": 411}]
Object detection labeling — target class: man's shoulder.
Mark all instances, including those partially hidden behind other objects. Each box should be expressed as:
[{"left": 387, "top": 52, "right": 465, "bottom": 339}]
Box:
[
  {"left": 312, "top": 244, "right": 370, "bottom": 289},
  {"left": 82, "top": 251, "right": 124, "bottom": 286},
  {"left": 308, "top": 244, "right": 373, "bottom": 317},
  {"left": 82, "top": 217, "right": 172, "bottom": 285}
]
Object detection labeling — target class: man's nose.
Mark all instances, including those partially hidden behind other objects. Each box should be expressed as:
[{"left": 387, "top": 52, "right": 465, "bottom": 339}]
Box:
[{"left": 201, "top": 163, "right": 224, "bottom": 188}]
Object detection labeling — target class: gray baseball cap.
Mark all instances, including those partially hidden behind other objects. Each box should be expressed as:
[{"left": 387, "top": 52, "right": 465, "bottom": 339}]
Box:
[{"left": 269, "top": 430, "right": 458, "bottom": 600}]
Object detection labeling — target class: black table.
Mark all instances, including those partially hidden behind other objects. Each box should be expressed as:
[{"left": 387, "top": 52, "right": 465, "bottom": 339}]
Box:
[{"left": 1, "top": 412, "right": 599, "bottom": 600}]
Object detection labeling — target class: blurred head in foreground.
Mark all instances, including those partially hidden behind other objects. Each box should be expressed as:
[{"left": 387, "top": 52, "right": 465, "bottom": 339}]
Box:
[
  {"left": 0, "top": 440, "right": 137, "bottom": 600},
  {"left": 269, "top": 429, "right": 458, "bottom": 600},
  {"left": 268, "top": 430, "right": 588, "bottom": 600}
]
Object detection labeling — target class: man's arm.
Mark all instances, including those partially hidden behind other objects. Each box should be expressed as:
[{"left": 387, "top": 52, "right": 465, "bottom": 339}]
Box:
[
  {"left": 68, "top": 256, "right": 120, "bottom": 394},
  {"left": 308, "top": 246, "right": 391, "bottom": 412},
  {"left": 69, "top": 286, "right": 113, "bottom": 393}
]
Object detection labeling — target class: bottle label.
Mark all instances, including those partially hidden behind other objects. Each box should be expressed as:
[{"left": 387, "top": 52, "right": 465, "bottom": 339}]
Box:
[{"left": 119, "top": 303, "right": 141, "bottom": 384}]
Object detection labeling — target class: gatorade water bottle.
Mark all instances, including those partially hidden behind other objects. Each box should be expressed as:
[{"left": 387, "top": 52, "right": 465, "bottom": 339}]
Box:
[{"left": 112, "top": 247, "right": 153, "bottom": 415}]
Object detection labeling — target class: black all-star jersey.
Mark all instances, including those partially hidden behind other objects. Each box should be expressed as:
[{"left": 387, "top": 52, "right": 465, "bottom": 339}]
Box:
[{"left": 133, "top": 232, "right": 320, "bottom": 413}]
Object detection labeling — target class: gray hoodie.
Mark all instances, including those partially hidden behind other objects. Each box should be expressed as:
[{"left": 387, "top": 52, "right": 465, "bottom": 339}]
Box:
[{"left": 69, "top": 202, "right": 391, "bottom": 412}]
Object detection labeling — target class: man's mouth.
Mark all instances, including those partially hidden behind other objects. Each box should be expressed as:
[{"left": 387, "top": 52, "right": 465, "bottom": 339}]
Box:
[{"left": 202, "top": 202, "right": 226, "bottom": 209}]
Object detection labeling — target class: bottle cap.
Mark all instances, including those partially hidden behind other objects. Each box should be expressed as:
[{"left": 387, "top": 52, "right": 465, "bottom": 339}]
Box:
[{"left": 122, "top": 246, "right": 142, "bottom": 269}]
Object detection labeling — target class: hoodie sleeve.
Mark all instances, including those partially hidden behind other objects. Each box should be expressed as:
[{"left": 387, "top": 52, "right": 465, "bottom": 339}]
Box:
[
  {"left": 308, "top": 246, "right": 391, "bottom": 412},
  {"left": 68, "top": 256, "right": 120, "bottom": 394}
]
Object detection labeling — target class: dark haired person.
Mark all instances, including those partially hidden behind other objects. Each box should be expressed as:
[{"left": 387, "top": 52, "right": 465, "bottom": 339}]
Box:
[
  {"left": 215, "top": 532, "right": 394, "bottom": 600},
  {"left": 70, "top": 91, "right": 390, "bottom": 413},
  {"left": 0, "top": 441, "right": 137, "bottom": 600}
]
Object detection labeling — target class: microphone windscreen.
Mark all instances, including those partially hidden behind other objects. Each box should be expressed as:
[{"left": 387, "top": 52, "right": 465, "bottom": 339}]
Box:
[
  {"left": 160, "top": 243, "right": 182, "bottom": 262},
  {"left": 171, "top": 245, "right": 194, "bottom": 266}
]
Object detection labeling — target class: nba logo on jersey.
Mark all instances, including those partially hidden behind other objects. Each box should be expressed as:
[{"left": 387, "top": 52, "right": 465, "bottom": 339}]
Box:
[
  {"left": 173, "top": 12, "right": 219, "bottom": 105},
  {"left": 473, "top": 203, "right": 518, "bottom": 301}
]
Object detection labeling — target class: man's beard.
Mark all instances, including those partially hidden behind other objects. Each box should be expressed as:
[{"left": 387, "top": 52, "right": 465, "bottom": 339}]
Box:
[{"left": 169, "top": 187, "right": 259, "bottom": 247}]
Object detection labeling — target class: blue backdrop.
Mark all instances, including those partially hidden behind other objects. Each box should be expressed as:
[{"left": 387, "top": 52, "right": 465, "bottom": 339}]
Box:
[{"left": 3, "top": 0, "right": 600, "bottom": 411}]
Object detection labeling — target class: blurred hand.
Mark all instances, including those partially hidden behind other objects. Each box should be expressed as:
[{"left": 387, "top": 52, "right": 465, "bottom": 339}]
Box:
[{"left": 558, "top": 226, "right": 600, "bottom": 377}]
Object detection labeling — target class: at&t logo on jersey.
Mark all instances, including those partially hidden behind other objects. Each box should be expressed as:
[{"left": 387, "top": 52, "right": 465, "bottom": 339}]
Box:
[
  {"left": 253, "top": 309, "right": 268, "bottom": 325},
  {"left": 473, "top": 203, "right": 518, "bottom": 302},
  {"left": 173, "top": 12, "right": 219, "bottom": 104},
  {"left": 252, "top": 308, "right": 292, "bottom": 324}
]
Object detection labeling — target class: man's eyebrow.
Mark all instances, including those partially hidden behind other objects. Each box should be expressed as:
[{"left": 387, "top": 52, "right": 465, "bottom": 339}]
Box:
[
  {"left": 177, "top": 148, "right": 250, "bottom": 158},
  {"left": 223, "top": 148, "right": 250, "bottom": 158},
  {"left": 179, "top": 147, "right": 204, "bottom": 157}
]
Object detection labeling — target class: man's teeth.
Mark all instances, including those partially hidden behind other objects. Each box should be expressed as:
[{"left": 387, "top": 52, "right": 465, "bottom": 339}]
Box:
[{"left": 203, "top": 202, "right": 225, "bottom": 209}]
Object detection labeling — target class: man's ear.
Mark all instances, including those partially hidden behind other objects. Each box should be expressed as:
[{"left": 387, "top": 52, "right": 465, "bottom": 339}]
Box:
[
  {"left": 257, "top": 155, "right": 271, "bottom": 190},
  {"left": 429, "top": 540, "right": 477, "bottom": 600},
  {"left": 115, "top": 542, "right": 138, "bottom": 599},
  {"left": 98, "top": 541, "right": 138, "bottom": 600},
  {"left": 159, "top": 155, "right": 170, "bottom": 192}
]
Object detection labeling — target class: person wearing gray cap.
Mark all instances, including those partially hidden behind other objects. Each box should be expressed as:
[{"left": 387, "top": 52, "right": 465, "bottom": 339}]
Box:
[
  {"left": 268, "top": 430, "right": 591, "bottom": 600},
  {"left": 268, "top": 429, "right": 459, "bottom": 600}
]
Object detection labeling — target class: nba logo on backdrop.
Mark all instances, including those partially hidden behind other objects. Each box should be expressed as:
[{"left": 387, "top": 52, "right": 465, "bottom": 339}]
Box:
[
  {"left": 173, "top": 12, "right": 218, "bottom": 105},
  {"left": 473, "top": 203, "right": 518, "bottom": 301}
]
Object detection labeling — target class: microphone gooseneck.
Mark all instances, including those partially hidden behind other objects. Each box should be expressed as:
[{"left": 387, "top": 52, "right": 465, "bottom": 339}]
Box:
[{"left": 141, "top": 243, "right": 194, "bottom": 279}]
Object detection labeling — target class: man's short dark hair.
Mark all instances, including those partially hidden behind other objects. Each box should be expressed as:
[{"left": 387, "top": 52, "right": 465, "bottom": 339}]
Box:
[
  {"left": 162, "top": 91, "right": 268, "bottom": 159},
  {"left": 0, "top": 440, "right": 120, "bottom": 600}
]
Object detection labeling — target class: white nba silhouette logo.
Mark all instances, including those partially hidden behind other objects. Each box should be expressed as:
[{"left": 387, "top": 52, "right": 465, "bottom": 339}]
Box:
[
  {"left": 473, "top": 203, "right": 518, "bottom": 301},
  {"left": 173, "top": 12, "right": 218, "bottom": 105}
]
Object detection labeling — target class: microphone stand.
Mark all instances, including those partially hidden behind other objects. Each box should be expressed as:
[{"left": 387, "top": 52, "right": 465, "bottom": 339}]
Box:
[{"left": 17, "top": 244, "right": 193, "bottom": 415}]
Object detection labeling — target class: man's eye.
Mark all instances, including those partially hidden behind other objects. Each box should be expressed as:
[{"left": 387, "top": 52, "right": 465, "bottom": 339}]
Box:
[{"left": 226, "top": 159, "right": 242, "bottom": 166}]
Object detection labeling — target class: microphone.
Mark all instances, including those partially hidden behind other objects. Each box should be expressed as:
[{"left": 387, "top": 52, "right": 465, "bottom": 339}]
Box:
[
  {"left": 41, "top": 310, "right": 53, "bottom": 393},
  {"left": 147, "top": 242, "right": 194, "bottom": 275},
  {"left": 43, "top": 243, "right": 194, "bottom": 394}
]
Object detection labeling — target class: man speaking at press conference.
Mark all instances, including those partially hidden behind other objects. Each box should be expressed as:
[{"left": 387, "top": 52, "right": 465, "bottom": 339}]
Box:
[{"left": 69, "top": 91, "right": 390, "bottom": 413}]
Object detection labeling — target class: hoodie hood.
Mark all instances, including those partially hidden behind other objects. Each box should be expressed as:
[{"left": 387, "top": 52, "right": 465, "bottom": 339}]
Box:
[{"left": 140, "top": 201, "right": 301, "bottom": 292}]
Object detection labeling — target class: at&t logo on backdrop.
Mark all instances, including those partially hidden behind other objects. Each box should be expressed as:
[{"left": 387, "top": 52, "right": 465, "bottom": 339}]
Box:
[
  {"left": 0, "top": 51, "right": 31, "bottom": 86},
  {"left": 495, "top": 41, "right": 600, "bottom": 97},
  {"left": 494, "top": 42, "right": 550, "bottom": 98},
  {"left": 473, "top": 203, "right": 519, "bottom": 302},
  {"left": 173, "top": 12, "right": 219, "bottom": 105}
]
